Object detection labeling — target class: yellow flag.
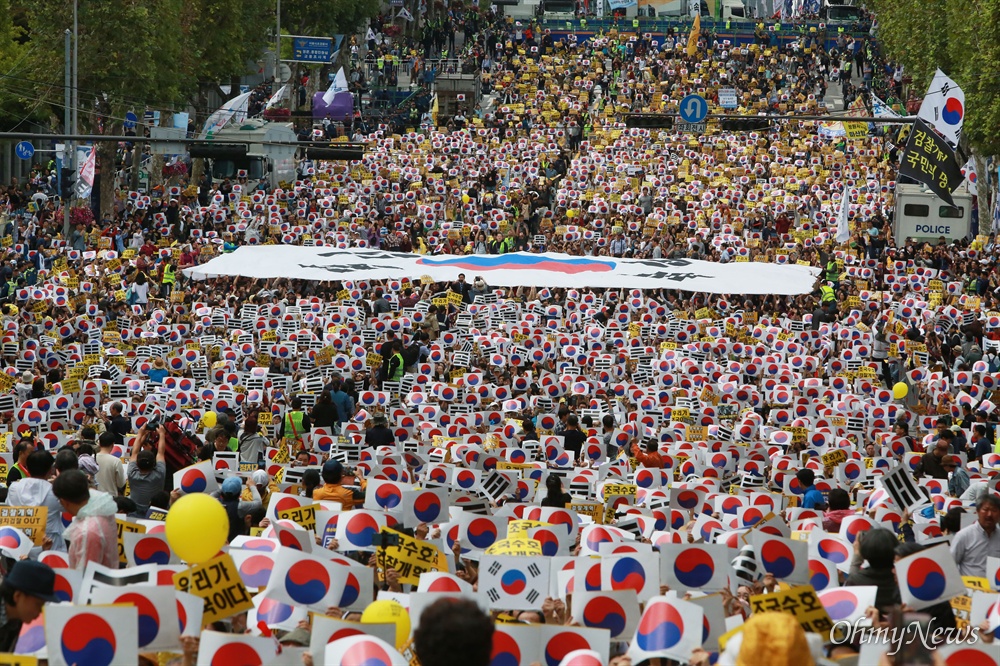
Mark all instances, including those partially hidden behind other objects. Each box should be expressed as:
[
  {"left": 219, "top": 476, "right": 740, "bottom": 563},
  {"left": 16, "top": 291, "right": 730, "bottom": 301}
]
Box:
[{"left": 687, "top": 14, "right": 701, "bottom": 56}]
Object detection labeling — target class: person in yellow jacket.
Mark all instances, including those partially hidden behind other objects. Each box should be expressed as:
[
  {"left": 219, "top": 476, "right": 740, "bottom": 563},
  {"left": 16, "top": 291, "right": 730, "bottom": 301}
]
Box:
[{"left": 160, "top": 261, "right": 177, "bottom": 298}]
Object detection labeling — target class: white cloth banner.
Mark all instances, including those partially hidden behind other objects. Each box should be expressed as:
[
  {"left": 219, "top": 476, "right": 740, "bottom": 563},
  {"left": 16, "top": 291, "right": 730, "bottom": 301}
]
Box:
[
  {"left": 75, "top": 146, "right": 96, "bottom": 199},
  {"left": 322, "top": 67, "right": 349, "bottom": 106},
  {"left": 835, "top": 186, "right": 852, "bottom": 244},
  {"left": 184, "top": 247, "right": 820, "bottom": 295},
  {"left": 871, "top": 94, "right": 901, "bottom": 120},
  {"left": 607, "top": 0, "right": 637, "bottom": 9},
  {"left": 199, "top": 90, "right": 253, "bottom": 139},
  {"left": 265, "top": 85, "right": 287, "bottom": 109}
]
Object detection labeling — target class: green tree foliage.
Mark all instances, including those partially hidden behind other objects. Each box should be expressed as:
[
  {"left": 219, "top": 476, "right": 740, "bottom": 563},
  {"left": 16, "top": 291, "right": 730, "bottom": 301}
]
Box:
[
  {"left": 282, "top": 0, "right": 382, "bottom": 38},
  {"left": 0, "top": 0, "right": 47, "bottom": 127},
  {"left": 870, "top": 0, "right": 1000, "bottom": 156}
]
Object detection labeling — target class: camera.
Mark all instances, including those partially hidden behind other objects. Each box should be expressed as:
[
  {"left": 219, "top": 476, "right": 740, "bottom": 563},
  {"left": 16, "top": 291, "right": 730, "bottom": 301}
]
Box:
[
  {"left": 145, "top": 417, "right": 161, "bottom": 431},
  {"left": 371, "top": 532, "right": 400, "bottom": 548}
]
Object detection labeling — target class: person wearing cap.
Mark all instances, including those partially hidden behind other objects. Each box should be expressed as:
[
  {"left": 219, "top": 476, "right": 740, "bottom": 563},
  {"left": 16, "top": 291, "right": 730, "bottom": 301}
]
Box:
[
  {"left": 52, "top": 469, "right": 118, "bottom": 570},
  {"left": 313, "top": 460, "right": 361, "bottom": 510},
  {"left": 127, "top": 425, "right": 167, "bottom": 516},
  {"left": 942, "top": 455, "right": 970, "bottom": 498},
  {"left": 218, "top": 476, "right": 261, "bottom": 542},
  {"left": 0, "top": 559, "right": 59, "bottom": 652}
]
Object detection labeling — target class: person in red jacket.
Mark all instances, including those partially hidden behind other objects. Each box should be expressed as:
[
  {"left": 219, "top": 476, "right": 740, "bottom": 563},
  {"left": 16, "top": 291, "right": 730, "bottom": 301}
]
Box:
[{"left": 630, "top": 438, "right": 664, "bottom": 468}]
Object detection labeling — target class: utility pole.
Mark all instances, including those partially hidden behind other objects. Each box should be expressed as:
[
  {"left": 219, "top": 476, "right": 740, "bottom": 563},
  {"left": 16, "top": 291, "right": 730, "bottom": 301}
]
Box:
[
  {"left": 70, "top": 0, "right": 79, "bottom": 218},
  {"left": 275, "top": 0, "right": 281, "bottom": 83},
  {"left": 63, "top": 29, "right": 71, "bottom": 238}
]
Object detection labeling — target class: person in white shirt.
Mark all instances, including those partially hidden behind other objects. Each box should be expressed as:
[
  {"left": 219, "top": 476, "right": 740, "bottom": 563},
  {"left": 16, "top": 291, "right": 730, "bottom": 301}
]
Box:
[
  {"left": 950, "top": 494, "right": 1000, "bottom": 578},
  {"left": 94, "top": 432, "right": 126, "bottom": 496},
  {"left": 6, "top": 451, "right": 65, "bottom": 552}
]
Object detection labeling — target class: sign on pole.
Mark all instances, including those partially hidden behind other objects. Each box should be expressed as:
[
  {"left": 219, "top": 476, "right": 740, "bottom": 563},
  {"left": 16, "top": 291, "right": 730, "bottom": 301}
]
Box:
[
  {"left": 14, "top": 142, "right": 34, "bottom": 160},
  {"left": 679, "top": 94, "right": 709, "bottom": 124},
  {"left": 291, "top": 37, "right": 333, "bottom": 63}
]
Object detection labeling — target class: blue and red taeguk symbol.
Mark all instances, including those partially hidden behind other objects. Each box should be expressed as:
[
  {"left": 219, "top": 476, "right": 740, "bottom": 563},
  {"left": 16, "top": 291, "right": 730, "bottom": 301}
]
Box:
[
  {"left": 942, "top": 97, "right": 964, "bottom": 125},
  {"left": 500, "top": 568, "right": 527, "bottom": 595},
  {"left": 61, "top": 613, "right": 117, "bottom": 666},
  {"left": 582, "top": 595, "right": 627, "bottom": 637},
  {"left": 412, "top": 491, "right": 442, "bottom": 523},
  {"left": 284, "top": 560, "right": 331, "bottom": 606},
  {"left": 115, "top": 592, "right": 160, "bottom": 648},
  {"left": 466, "top": 518, "right": 500, "bottom": 550},
  {"left": 636, "top": 600, "right": 684, "bottom": 652},
  {"left": 543, "top": 631, "right": 591, "bottom": 666},
  {"left": 344, "top": 512, "right": 380, "bottom": 548},
  {"left": 374, "top": 483, "right": 403, "bottom": 510},
  {"left": 238, "top": 554, "right": 274, "bottom": 589},
  {"left": 816, "top": 538, "right": 850, "bottom": 565},
  {"left": 340, "top": 638, "right": 396, "bottom": 666},
  {"left": 133, "top": 536, "right": 172, "bottom": 565},
  {"left": 610, "top": 556, "right": 646, "bottom": 594},
  {"left": 490, "top": 630, "right": 521, "bottom": 666},
  {"left": 673, "top": 548, "right": 715, "bottom": 588},
  {"left": 905, "top": 557, "right": 947, "bottom": 602},
  {"left": 759, "top": 540, "right": 796, "bottom": 579}
]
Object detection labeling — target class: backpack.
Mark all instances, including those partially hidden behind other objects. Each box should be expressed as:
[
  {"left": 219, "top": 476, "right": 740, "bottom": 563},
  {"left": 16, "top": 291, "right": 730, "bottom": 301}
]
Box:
[
  {"left": 985, "top": 351, "right": 1000, "bottom": 373},
  {"left": 402, "top": 343, "right": 421, "bottom": 370}
]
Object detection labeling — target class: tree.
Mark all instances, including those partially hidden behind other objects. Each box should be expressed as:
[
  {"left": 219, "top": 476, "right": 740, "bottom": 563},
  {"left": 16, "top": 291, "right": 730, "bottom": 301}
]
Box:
[
  {"left": 870, "top": 0, "right": 1000, "bottom": 219},
  {"left": 0, "top": 0, "right": 47, "bottom": 128}
]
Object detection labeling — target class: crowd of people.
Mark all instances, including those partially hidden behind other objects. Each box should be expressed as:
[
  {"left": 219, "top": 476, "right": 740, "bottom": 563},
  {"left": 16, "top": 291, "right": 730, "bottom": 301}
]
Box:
[{"left": 0, "top": 9, "right": 997, "bottom": 666}]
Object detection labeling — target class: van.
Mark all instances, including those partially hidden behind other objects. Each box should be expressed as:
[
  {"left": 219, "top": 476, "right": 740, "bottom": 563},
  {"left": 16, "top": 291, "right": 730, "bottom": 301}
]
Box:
[{"left": 893, "top": 183, "right": 973, "bottom": 243}]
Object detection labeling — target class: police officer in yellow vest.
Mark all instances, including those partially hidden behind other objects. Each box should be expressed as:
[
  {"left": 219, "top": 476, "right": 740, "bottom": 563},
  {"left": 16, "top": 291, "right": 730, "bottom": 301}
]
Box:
[
  {"left": 161, "top": 262, "right": 176, "bottom": 298},
  {"left": 279, "top": 397, "right": 311, "bottom": 449},
  {"left": 820, "top": 283, "right": 836, "bottom": 304},
  {"left": 384, "top": 340, "right": 406, "bottom": 384}
]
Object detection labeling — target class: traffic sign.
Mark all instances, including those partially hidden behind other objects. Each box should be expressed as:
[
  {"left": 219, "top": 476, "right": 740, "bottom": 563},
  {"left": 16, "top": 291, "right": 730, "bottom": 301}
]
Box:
[
  {"left": 718, "top": 89, "right": 738, "bottom": 109},
  {"left": 679, "top": 94, "right": 709, "bottom": 124},
  {"left": 123, "top": 111, "right": 138, "bottom": 130},
  {"left": 14, "top": 141, "right": 34, "bottom": 160}
]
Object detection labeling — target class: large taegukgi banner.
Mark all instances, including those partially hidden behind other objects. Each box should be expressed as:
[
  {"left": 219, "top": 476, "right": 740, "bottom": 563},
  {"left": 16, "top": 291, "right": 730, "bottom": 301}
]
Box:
[{"left": 185, "top": 247, "right": 820, "bottom": 295}]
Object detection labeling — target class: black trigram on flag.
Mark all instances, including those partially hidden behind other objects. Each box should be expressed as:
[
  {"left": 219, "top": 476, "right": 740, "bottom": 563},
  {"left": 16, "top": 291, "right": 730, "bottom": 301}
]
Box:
[
  {"left": 527, "top": 563, "right": 542, "bottom": 577},
  {"left": 487, "top": 588, "right": 500, "bottom": 603},
  {"left": 488, "top": 561, "right": 503, "bottom": 576},
  {"left": 525, "top": 589, "right": 540, "bottom": 604},
  {"left": 881, "top": 464, "right": 930, "bottom": 511}
]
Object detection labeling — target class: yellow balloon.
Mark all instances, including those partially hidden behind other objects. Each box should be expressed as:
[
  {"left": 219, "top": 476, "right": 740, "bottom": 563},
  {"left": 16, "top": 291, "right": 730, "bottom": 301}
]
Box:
[
  {"left": 165, "top": 493, "right": 228, "bottom": 563},
  {"left": 202, "top": 411, "right": 218, "bottom": 428},
  {"left": 462, "top": 194, "right": 470, "bottom": 204},
  {"left": 361, "top": 599, "right": 410, "bottom": 649},
  {"left": 566, "top": 209, "right": 575, "bottom": 218},
  {"left": 893, "top": 382, "right": 908, "bottom": 400}
]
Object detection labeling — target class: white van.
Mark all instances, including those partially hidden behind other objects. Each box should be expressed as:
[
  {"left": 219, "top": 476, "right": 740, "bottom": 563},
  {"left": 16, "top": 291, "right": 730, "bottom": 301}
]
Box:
[{"left": 893, "top": 183, "right": 973, "bottom": 243}]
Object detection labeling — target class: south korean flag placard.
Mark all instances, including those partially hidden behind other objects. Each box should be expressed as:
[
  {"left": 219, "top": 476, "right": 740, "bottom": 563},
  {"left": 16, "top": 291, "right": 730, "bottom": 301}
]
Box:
[{"left": 480, "top": 555, "right": 551, "bottom": 610}]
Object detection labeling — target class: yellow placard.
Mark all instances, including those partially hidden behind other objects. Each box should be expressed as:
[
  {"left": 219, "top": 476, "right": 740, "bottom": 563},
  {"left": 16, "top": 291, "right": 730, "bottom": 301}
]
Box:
[
  {"left": 485, "top": 538, "right": 543, "bottom": 557},
  {"left": 603, "top": 483, "right": 638, "bottom": 497},
  {"left": 821, "top": 449, "right": 848, "bottom": 467},
  {"left": 377, "top": 527, "right": 448, "bottom": 585},
  {"left": 507, "top": 520, "right": 548, "bottom": 539},
  {"left": 750, "top": 585, "right": 833, "bottom": 639},
  {"left": 174, "top": 553, "right": 255, "bottom": 626},
  {"left": 569, "top": 501, "right": 604, "bottom": 524},
  {"left": 116, "top": 518, "right": 147, "bottom": 564},
  {"left": 0, "top": 655, "right": 38, "bottom": 666},
  {"left": 0, "top": 506, "right": 48, "bottom": 546},
  {"left": 276, "top": 503, "right": 318, "bottom": 533}
]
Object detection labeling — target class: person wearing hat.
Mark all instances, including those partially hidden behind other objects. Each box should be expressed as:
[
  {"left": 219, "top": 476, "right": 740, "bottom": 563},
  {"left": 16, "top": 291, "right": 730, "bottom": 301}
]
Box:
[
  {"left": 365, "top": 413, "right": 394, "bottom": 447},
  {"left": 0, "top": 559, "right": 59, "bottom": 652},
  {"left": 147, "top": 357, "right": 169, "bottom": 385},
  {"left": 14, "top": 372, "right": 32, "bottom": 402}
]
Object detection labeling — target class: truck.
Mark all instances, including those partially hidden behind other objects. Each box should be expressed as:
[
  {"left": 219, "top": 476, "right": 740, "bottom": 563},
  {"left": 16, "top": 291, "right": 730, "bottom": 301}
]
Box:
[
  {"left": 893, "top": 183, "right": 973, "bottom": 243},
  {"left": 194, "top": 119, "right": 299, "bottom": 189}
]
